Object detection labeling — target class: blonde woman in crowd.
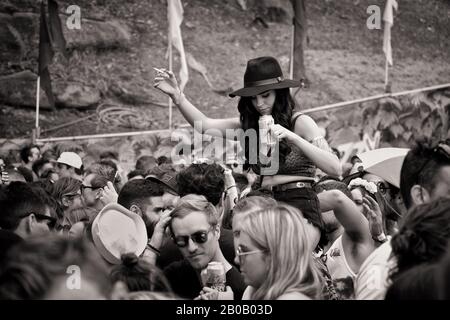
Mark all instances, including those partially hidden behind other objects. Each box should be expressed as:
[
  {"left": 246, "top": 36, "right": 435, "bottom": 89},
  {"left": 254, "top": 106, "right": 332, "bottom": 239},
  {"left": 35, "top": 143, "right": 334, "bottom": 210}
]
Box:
[{"left": 236, "top": 204, "right": 324, "bottom": 300}]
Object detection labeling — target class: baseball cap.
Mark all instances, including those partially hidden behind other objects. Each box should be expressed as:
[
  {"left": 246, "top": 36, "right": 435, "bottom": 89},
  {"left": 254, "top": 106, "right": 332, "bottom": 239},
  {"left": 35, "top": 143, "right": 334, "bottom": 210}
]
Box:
[
  {"left": 57, "top": 152, "right": 83, "bottom": 169},
  {"left": 91, "top": 203, "right": 148, "bottom": 264},
  {"left": 145, "top": 164, "right": 179, "bottom": 194}
]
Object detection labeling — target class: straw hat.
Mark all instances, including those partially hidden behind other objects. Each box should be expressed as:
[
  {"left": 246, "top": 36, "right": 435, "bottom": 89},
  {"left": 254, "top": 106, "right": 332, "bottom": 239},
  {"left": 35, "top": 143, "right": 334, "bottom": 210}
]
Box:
[{"left": 91, "top": 203, "right": 147, "bottom": 264}]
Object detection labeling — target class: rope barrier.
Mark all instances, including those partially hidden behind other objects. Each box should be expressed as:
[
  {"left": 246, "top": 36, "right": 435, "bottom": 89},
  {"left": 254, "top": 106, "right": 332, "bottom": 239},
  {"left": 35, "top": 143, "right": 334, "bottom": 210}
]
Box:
[
  {"left": 35, "top": 83, "right": 450, "bottom": 143},
  {"left": 302, "top": 83, "right": 450, "bottom": 115}
]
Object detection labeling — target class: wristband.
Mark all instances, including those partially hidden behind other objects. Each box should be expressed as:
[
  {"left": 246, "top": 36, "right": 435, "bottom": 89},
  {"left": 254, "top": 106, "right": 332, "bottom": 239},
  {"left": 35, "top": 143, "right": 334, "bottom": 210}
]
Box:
[{"left": 146, "top": 243, "right": 161, "bottom": 255}]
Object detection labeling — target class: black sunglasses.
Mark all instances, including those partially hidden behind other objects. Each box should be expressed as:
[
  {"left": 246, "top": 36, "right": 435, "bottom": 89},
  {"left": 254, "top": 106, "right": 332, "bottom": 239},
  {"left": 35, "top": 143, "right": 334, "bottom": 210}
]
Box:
[
  {"left": 172, "top": 227, "right": 214, "bottom": 248},
  {"left": 22, "top": 212, "right": 57, "bottom": 229}
]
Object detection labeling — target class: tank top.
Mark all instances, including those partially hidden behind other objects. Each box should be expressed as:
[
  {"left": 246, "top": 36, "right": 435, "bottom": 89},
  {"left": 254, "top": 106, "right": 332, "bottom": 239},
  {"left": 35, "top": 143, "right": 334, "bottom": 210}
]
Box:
[
  {"left": 276, "top": 112, "right": 316, "bottom": 177},
  {"left": 323, "top": 235, "right": 357, "bottom": 299},
  {"left": 252, "top": 112, "right": 317, "bottom": 177}
]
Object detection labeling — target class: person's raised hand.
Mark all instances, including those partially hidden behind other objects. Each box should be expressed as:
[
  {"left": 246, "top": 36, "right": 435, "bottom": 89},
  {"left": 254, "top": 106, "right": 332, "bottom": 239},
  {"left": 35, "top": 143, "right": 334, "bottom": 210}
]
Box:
[
  {"left": 362, "top": 195, "right": 384, "bottom": 239},
  {"left": 270, "top": 124, "right": 294, "bottom": 142},
  {"left": 100, "top": 181, "right": 118, "bottom": 205},
  {"left": 153, "top": 210, "right": 172, "bottom": 237},
  {"left": 153, "top": 68, "right": 180, "bottom": 98}
]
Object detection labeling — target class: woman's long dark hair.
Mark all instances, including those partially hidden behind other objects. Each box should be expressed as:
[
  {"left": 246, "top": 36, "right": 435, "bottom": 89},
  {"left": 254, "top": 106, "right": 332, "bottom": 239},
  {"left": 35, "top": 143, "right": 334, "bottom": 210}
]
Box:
[{"left": 237, "top": 88, "right": 295, "bottom": 173}]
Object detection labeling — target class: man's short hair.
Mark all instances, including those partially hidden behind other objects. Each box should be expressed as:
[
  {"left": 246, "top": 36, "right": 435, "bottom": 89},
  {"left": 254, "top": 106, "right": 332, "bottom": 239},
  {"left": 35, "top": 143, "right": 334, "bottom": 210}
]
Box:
[
  {"left": 20, "top": 144, "right": 39, "bottom": 164},
  {"left": 118, "top": 179, "right": 165, "bottom": 210},
  {"left": 32, "top": 158, "right": 51, "bottom": 176},
  {"left": 99, "top": 150, "right": 119, "bottom": 161},
  {"left": 0, "top": 182, "right": 47, "bottom": 231},
  {"left": 400, "top": 139, "right": 450, "bottom": 209},
  {"left": 170, "top": 194, "right": 219, "bottom": 232},
  {"left": 85, "top": 161, "right": 116, "bottom": 183},
  {"left": 176, "top": 163, "right": 225, "bottom": 206},
  {"left": 29, "top": 182, "right": 58, "bottom": 220},
  {"left": 135, "top": 156, "right": 157, "bottom": 173},
  {"left": 127, "top": 170, "right": 145, "bottom": 180}
]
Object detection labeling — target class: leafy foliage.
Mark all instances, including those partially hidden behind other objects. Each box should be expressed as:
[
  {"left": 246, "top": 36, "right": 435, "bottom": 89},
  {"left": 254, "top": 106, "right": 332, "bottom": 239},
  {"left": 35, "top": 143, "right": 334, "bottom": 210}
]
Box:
[
  {"left": 323, "top": 88, "right": 450, "bottom": 149},
  {"left": 362, "top": 89, "right": 450, "bottom": 147}
]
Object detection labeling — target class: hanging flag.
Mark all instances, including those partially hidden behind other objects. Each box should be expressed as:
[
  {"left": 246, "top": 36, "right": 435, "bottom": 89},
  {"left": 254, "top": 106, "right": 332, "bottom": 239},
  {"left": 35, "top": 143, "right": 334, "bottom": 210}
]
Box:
[
  {"left": 48, "top": 0, "right": 68, "bottom": 60},
  {"left": 167, "top": 0, "right": 188, "bottom": 91},
  {"left": 186, "top": 53, "right": 233, "bottom": 96},
  {"left": 383, "top": 0, "right": 398, "bottom": 66},
  {"left": 39, "top": 0, "right": 56, "bottom": 108}
]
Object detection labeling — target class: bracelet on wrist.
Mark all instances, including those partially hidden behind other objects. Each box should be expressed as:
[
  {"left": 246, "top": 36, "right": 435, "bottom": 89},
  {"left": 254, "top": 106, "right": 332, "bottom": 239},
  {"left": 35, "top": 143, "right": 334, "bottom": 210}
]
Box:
[
  {"left": 226, "top": 185, "right": 237, "bottom": 191},
  {"left": 146, "top": 243, "right": 161, "bottom": 255}
]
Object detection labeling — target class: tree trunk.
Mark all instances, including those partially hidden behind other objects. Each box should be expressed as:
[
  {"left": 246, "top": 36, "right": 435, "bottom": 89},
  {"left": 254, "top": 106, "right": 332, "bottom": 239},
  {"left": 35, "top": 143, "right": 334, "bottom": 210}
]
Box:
[{"left": 289, "top": 0, "right": 307, "bottom": 86}]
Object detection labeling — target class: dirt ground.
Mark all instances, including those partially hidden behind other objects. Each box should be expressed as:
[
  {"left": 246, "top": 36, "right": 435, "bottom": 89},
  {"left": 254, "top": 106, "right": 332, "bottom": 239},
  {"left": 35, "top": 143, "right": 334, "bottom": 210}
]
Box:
[{"left": 0, "top": 0, "right": 449, "bottom": 140}]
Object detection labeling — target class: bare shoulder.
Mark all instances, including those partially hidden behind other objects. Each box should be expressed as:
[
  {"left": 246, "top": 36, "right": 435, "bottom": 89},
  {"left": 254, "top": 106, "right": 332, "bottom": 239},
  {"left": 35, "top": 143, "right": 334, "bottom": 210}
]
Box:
[
  {"left": 276, "top": 291, "right": 311, "bottom": 300},
  {"left": 292, "top": 113, "right": 321, "bottom": 140}
]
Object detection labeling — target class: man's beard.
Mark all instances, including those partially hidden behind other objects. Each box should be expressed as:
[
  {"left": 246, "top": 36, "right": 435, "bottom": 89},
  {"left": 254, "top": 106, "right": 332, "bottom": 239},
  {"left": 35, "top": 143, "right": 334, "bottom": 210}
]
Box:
[{"left": 142, "top": 215, "right": 156, "bottom": 238}]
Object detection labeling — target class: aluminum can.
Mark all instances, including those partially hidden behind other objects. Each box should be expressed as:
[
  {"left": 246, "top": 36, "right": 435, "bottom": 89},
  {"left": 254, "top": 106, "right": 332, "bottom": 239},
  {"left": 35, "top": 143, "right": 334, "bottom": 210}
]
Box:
[
  {"left": 258, "top": 115, "right": 275, "bottom": 156},
  {"left": 202, "top": 262, "right": 226, "bottom": 292}
]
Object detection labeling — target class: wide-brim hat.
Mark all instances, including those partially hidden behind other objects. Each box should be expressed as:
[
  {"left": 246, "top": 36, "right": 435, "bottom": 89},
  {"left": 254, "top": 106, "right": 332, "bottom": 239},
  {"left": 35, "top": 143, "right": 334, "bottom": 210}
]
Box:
[
  {"left": 229, "top": 56, "right": 301, "bottom": 97},
  {"left": 91, "top": 203, "right": 147, "bottom": 264}
]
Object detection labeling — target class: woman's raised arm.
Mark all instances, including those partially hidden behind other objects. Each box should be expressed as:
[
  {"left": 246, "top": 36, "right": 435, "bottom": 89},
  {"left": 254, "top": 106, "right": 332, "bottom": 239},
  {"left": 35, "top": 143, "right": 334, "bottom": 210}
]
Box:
[{"left": 154, "top": 69, "right": 240, "bottom": 137}]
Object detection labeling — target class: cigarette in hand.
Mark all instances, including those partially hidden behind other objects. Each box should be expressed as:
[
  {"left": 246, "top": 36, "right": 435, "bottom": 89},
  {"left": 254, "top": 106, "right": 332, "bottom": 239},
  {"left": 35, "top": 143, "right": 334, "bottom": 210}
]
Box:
[{"left": 153, "top": 67, "right": 166, "bottom": 74}]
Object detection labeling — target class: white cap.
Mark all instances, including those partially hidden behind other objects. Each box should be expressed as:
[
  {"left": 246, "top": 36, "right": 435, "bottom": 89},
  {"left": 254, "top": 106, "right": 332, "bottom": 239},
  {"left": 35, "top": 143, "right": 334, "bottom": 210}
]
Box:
[
  {"left": 57, "top": 152, "right": 83, "bottom": 169},
  {"left": 91, "top": 203, "right": 148, "bottom": 264}
]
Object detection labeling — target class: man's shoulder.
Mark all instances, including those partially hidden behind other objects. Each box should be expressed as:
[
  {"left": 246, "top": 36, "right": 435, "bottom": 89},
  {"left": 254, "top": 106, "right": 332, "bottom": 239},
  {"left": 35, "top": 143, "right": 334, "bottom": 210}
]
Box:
[{"left": 360, "top": 240, "right": 393, "bottom": 270}]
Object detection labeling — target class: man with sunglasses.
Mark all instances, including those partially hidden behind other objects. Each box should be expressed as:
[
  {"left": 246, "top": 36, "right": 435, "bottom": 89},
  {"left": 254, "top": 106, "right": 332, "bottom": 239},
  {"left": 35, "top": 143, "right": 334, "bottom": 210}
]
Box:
[
  {"left": 356, "top": 139, "right": 450, "bottom": 300},
  {"left": 0, "top": 182, "right": 55, "bottom": 241},
  {"left": 163, "top": 194, "right": 246, "bottom": 300},
  {"left": 80, "top": 169, "right": 118, "bottom": 218}
]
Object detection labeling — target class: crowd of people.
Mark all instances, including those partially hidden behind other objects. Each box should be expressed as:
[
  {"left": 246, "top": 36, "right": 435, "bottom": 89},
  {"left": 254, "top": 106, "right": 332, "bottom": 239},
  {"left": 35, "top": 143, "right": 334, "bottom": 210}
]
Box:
[{"left": 0, "top": 56, "right": 449, "bottom": 300}]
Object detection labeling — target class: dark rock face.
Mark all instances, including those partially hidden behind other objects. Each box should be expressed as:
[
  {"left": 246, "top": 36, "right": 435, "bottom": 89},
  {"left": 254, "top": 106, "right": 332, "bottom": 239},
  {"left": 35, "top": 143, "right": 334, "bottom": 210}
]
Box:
[
  {"left": 0, "top": 71, "right": 100, "bottom": 109},
  {"left": 0, "top": 5, "right": 129, "bottom": 109},
  {"left": 0, "top": 71, "right": 52, "bottom": 109}
]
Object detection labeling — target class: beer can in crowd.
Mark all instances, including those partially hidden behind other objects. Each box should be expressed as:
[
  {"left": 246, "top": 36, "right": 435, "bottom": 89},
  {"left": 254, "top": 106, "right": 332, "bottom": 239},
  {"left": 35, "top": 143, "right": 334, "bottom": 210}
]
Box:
[
  {"left": 258, "top": 115, "right": 275, "bottom": 155},
  {"left": 201, "top": 262, "right": 226, "bottom": 292}
]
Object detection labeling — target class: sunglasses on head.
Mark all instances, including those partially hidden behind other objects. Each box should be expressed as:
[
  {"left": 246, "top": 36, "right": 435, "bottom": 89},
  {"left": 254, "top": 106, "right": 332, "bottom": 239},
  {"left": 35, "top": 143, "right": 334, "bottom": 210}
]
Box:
[
  {"left": 80, "top": 184, "right": 101, "bottom": 192},
  {"left": 172, "top": 226, "right": 215, "bottom": 248},
  {"left": 22, "top": 212, "right": 57, "bottom": 229},
  {"left": 63, "top": 192, "right": 82, "bottom": 199}
]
